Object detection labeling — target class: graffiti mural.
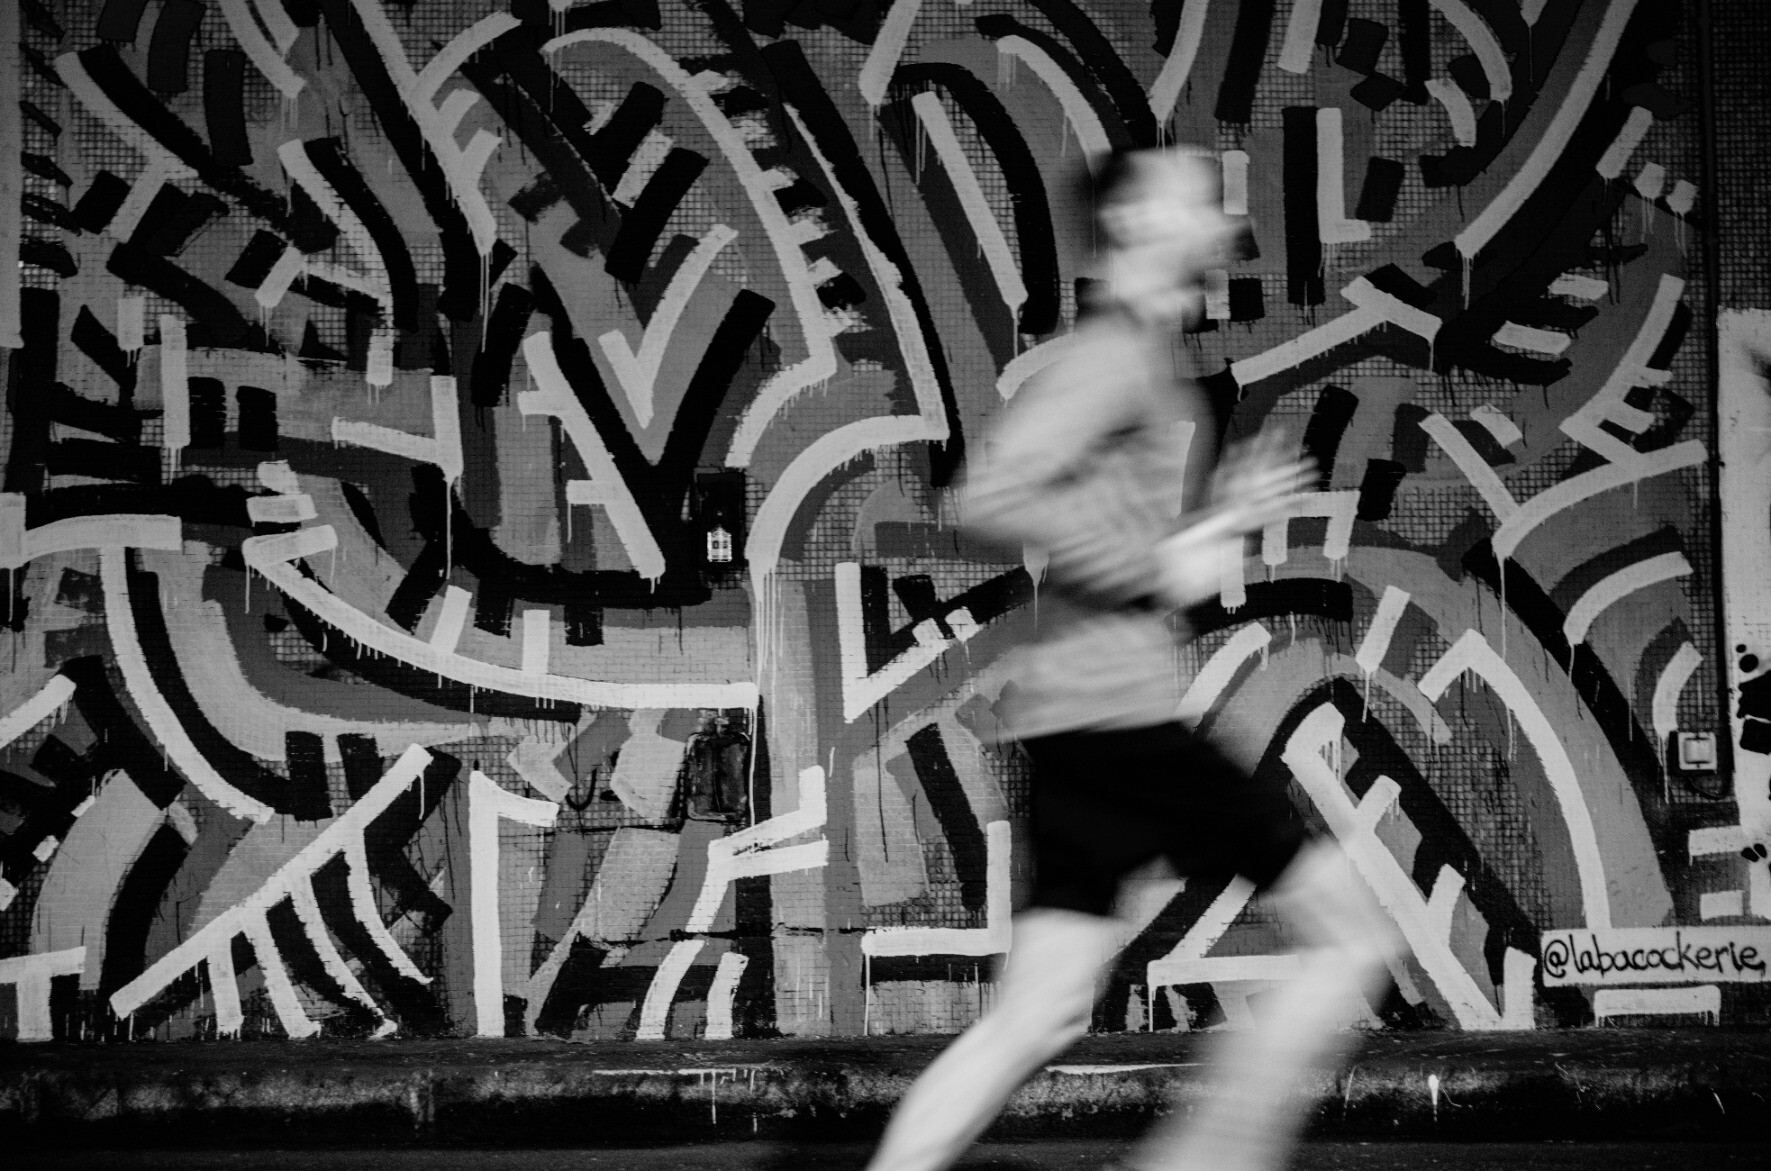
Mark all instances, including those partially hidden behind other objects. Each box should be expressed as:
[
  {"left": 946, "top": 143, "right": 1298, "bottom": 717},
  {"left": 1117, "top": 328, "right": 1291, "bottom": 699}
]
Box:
[{"left": 0, "top": 0, "right": 1762, "bottom": 1042}]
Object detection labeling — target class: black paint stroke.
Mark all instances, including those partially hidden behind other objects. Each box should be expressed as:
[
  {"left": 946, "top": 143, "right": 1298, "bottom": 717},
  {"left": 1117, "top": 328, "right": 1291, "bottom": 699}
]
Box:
[
  {"left": 1023, "top": 0, "right": 1160, "bottom": 144},
  {"left": 1300, "top": 384, "right": 1358, "bottom": 485},
  {"left": 905, "top": 725, "right": 989, "bottom": 913},
  {"left": 95, "top": 0, "right": 150, "bottom": 42},
  {"left": 203, "top": 49, "right": 253, "bottom": 166},
  {"left": 146, "top": 0, "right": 206, "bottom": 94},
  {"left": 1336, "top": 19, "right": 1387, "bottom": 74},
  {"left": 764, "top": 40, "right": 966, "bottom": 485},
  {"left": 604, "top": 148, "right": 707, "bottom": 282},
  {"left": 313, "top": 0, "right": 484, "bottom": 319},
  {"left": 107, "top": 242, "right": 266, "bottom": 350},
  {"left": 974, "top": 16, "right": 1132, "bottom": 150},
  {"left": 1354, "top": 157, "right": 1405, "bottom": 222},
  {"left": 4, "top": 288, "right": 57, "bottom": 494},
  {"left": 283, "top": 732, "right": 334, "bottom": 822},
  {"left": 1397, "top": 0, "right": 1431, "bottom": 102},
  {"left": 1189, "top": 578, "right": 1353, "bottom": 635},
  {"left": 1215, "top": 0, "right": 1276, "bottom": 124},
  {"left": 1281, "top": 107, "right": 1324, "bottom": 306},
  {"left": 305, "top": 137, "right": 422, "bottom": 331},
  {"left": 124, "top": 552, "right": 315, "bottom": 817},
  {"left": 99, "top": 825, "right": 190, "bottom": 999},
  {"left": 471, "top": 283, "right": 534, "bottom": 407}
]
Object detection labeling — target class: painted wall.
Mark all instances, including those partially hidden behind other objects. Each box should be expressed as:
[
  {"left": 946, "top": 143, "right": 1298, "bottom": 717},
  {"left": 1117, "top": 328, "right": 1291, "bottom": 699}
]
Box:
[{"left": 0, "top": 0, "right": 1764, "bottom": 1042}]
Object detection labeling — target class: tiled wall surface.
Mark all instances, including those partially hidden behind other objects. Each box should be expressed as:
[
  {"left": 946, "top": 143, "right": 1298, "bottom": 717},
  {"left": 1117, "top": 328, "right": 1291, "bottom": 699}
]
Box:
[{"left": 1, "top": 0, "right": 1766, "bottom": 1042}]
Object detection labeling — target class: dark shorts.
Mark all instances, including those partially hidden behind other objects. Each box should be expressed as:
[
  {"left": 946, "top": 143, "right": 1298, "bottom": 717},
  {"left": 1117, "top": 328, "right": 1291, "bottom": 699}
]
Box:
[{"left": 1021, "top": 721, "right": 1309, "bottom": 917}]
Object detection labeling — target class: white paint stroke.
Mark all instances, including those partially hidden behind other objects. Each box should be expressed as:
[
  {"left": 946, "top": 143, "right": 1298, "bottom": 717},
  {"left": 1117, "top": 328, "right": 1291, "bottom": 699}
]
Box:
[
  {"left": 1551, "top": 273, "right": 1610, "bottom": 300},
  {"left": 242, "top": 526, "right": 758, "bottom": 709},
  {"left": 1420, "top": 412, "right": 1520, "bottom": 523},
  {"left": 863, "top": 821, "right": 1012, "bottom": 957},
  {"left": 1596, "top": 106, "right": 1654, "bottom": 180},
  {"left": 834, "top": 562, "right": 989, "bottom": 722},
  {"left": 913, "top": 92, "right": 1027, "bottom": 321},
  {"left": 1562, "top": 274, "right": 1684, "bottom": 461},
  {"left": 1491, "top": 440, "right": 1705, "bottom": 561},
  {"left": 0, "top": 948, "right": 84, "bottom": 1042},
  {"left": 1563, "top": 551, "right": 1691, "bottom": 645},
  {"left": 1717, "top": 310, "right": 1771, "bottom": 867},
  {"left": 506, "top": 736, "right": 572, "bottom": 802},
  {"left": 110, "top": 746, "right": 440, "bottom": 1032},
  {"left": 1652, "top": 643, "right": 1702, "bottom": 751},
  {"left": 1231, "top": 305, "right": 1385, "bottom": 386},
  {"left": 1700, "top": 891, "right": 1743, "bottom": 920},
  {"left": 636, "top": 939, "right": 705, "bottom": 1040},
  {"left": 428, "top": 585, "right": 472, "bottom": 653},
  {"left": 1457, "top": 0, "right": 1641, "bottom": 259},
  {"left": 251, "top": 0, "right": 300, "bottom": 54},
  {"left": 107, "top": 159, "right": 177, "bottom": 243},
  {"left": 333, "top": 375, "right": 464, "bottom": 484},
  {"left": 1634, "top": 161, "right": 1667, "bottom": 201},
  {"left": 1417, "top": 632, "right": 1611, "bottom": 927},
  {"left": 1341, "top": 276, "right": 1442, "bottom": 340},
  {"left": 1493, "top": 321, "right": 1572, "bottom": 355},
  {"left": 1279, "top": 0, "right": 1324, "bottom": 74},
  {"left": 1317, "top": 109, "right": 1371, "bottom": 243},
  {"left": 521, "top": 609, "right": 551, "bottom": 677},
  {"left": 242, "top": 911, "right": 319, "bottom": 1038},
  {"left": 1283, "top": 706, "right": 1531, "bottom": 1029},
  {"left": 1667, "top": 180, "right": 1697, "bottom": 216},
  {"left": 1259, "top": 490, "right": 1359, "bottom": 569},
  {"left": 1149, "top": 0, "right": 1212, "bottom": 122},
  {"left": 685, "top": 765, "right": 830, "bottom": 933},
  {"left": 469, "top": 770, "right": 559, "bottom": 1036},
  {"left": 997, "top": 336, "right": 1075, "bottom": 401},
  {"left": 1221, "top": 149, "right": 1250, "bottom": 217},
  {"left": 1147, "top": 876, "right": 1258, "bottom": 992},
  {"left": 0, "top": 0, "right": 19, "bottom": 349},
  {"left": 1178, "top": 623, "right": 1270, "bottom": 724},
  {"left": 30, "top": 776, "right": 158, "bottom": 988},
  {"left": 159, "top": 317, "right": 191, "bottom": 452},
  {"left": 277, "top": 140, "right": 393, "bottom": 310},
  {"left": 352, "top": 4, "right": 516, "bottom": 253},
  {"left": 217, "top": 0, "right": 305, "bottom": 98},
  {"left": 703, "top": 951, "right": 750, "bottom": 1040},
  {"left": 1594, "top": 984, "right": 1718, "bottom": 1023},
  {"left": 0, "top": 675, "right": 75, "bottom": 753},
  {"left": 1426, "top": 78, "right": 1479, "bottom": 147},
  {"left": 611, "top": 132, "right": 671, "bottom": 206},
  {"left": 118, "top": 296, "right": 146, "bottom": 353},
  {"left": 1470, "top": 404, "right": 1523, "bottom": 448},
  {"left": 1356, "top": 586, "right": 1412, "bottom": 676},
  {"left": 256, "top": 247, "right": 306, "bottom": 310},
  {"left": 1687, "top": 825, "right": 1746, "bottom": 857},
  {"left": 520, "top": 333, "right": 665, "bottom": 582},
  {"left": 1430, "top": 0, "right": 1513, "bottom": 102},
  {"left": 246, "top": 494, "right": 317, "bottom": 525},
  {"left": 598, "top": 224, "right": 737, "bottom": 429},
  {"left": 995, "top": 36, "right": 1111, "bottom": 159},
  {"left": 290, "top": 882, "right": 394, "bottom": 1037},
  {"left": 547, "top": 31, "right": 834, "bottom": 473},
  {"left": 100, "top": 547, "right": 275, "bottom": 823},
  {"left": 858, "top": 0, "right": 923, "bottom": 105}
]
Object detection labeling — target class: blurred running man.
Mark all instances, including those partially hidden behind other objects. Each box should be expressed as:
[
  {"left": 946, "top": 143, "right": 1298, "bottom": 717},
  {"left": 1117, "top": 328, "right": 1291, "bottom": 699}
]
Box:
[{"left": 863, "top": 149, "right": 1399, "bottom": 1171}]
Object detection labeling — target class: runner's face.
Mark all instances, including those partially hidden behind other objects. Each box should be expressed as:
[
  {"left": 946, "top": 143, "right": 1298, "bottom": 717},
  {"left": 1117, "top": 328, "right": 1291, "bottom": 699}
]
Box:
[{"left": 1098, "top": 154, "right": 1236, "bottom": 286}]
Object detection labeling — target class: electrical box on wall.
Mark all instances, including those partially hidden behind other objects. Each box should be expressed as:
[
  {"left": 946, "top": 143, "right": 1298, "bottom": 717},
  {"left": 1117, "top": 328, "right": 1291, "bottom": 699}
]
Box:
[{"left": 1675, "top": 731, "right": 1717, "bottom": 771}]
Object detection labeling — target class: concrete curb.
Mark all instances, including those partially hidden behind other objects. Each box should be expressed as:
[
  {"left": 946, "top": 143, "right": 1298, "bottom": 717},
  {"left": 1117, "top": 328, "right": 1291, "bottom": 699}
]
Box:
[{"left": 2, "top": 1030, "right": 1767, "bottom": 1148}]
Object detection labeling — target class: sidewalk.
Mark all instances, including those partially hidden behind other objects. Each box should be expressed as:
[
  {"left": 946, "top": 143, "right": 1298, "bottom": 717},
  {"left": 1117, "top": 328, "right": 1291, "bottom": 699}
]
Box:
[{"left": 2, "top": 1029, "right": 1767, "bottom": 1149}]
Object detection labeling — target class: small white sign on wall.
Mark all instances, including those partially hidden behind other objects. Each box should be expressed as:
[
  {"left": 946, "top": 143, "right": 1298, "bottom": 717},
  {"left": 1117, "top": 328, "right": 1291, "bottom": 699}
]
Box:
[{"left": 1541, "top": 927, "right": 1771, "bottom": 986}]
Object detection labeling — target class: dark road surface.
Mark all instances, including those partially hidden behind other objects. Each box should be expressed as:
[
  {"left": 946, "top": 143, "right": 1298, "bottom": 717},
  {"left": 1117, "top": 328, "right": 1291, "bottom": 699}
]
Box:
[{"left": 14, "top": 1144, "right": 1771, "bottom": 1170}]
